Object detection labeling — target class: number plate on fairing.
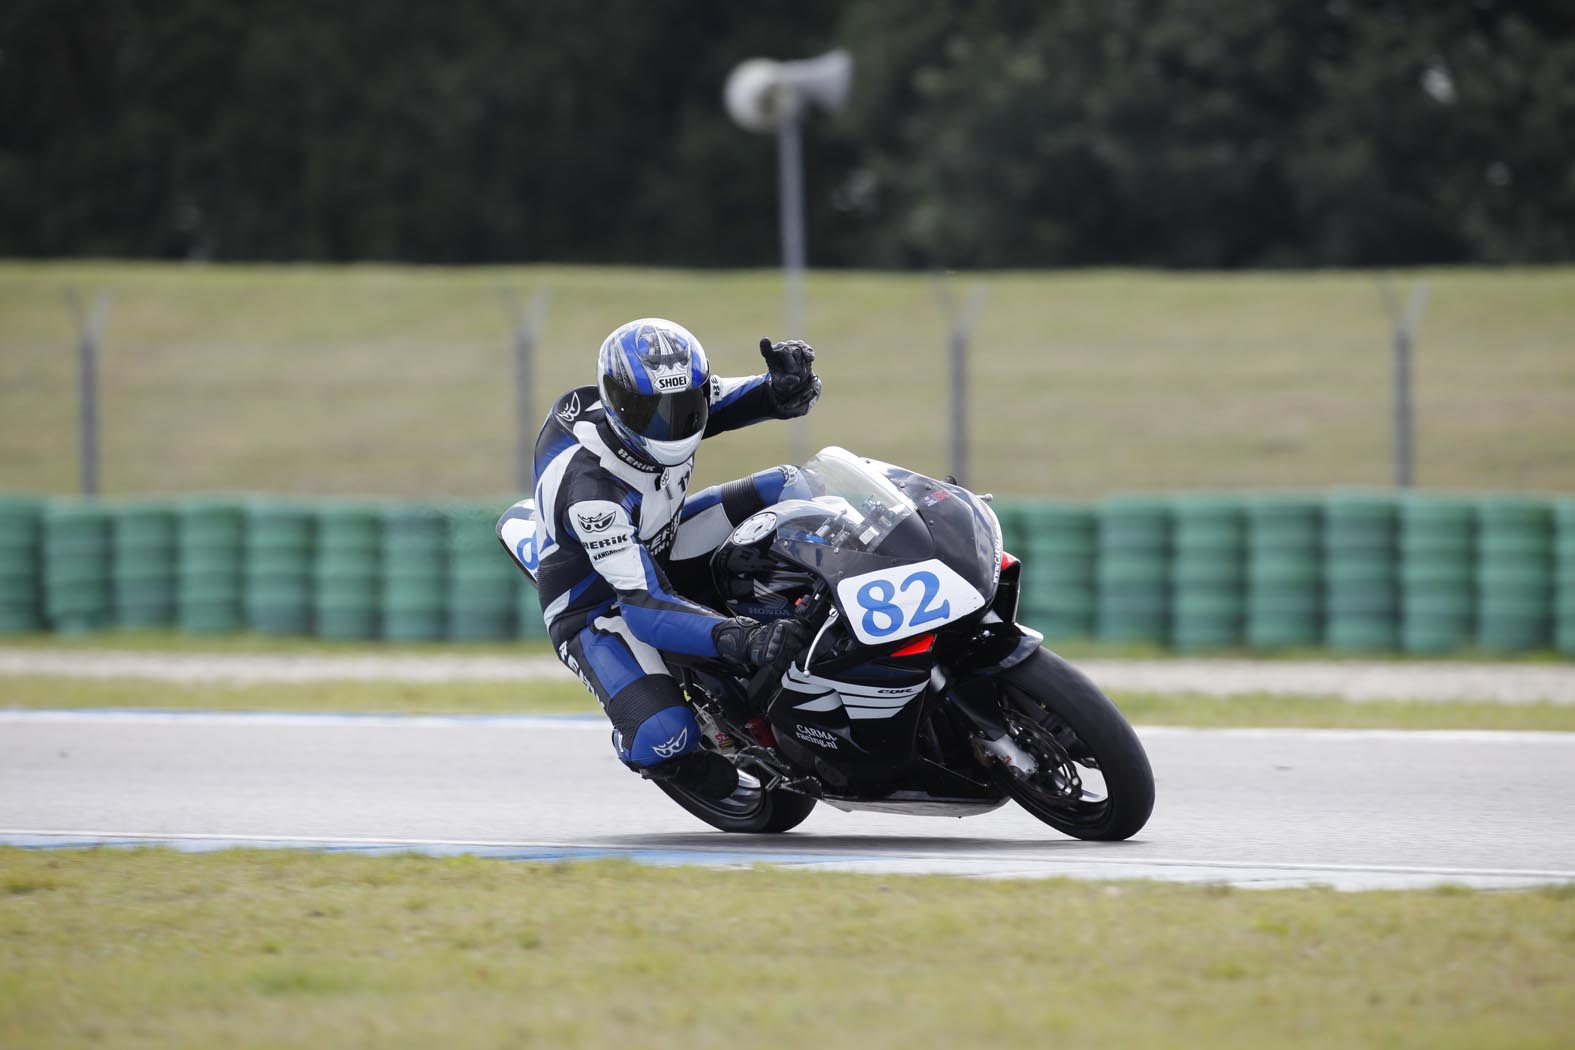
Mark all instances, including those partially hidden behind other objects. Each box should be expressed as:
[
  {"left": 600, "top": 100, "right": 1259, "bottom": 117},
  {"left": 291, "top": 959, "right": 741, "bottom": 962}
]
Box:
[{"left": 835, "top": 558, "right": 987, "bottom": 645}]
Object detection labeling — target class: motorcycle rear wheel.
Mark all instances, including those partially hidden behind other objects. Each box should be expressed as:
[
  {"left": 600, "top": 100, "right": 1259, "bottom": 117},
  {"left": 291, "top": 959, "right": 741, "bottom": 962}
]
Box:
[
  {"left": 655, "top": 769, "right": 818, "bottom": 833},
  {"left": 993, "top": 648, "right": 1154, "bottom": 841}
]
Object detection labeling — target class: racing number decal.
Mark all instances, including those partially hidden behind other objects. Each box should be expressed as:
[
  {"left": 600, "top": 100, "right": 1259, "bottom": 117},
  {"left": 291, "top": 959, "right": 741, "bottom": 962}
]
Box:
[
  {"left": 515, "top": 530, "right": 539, "bottom": 573},
  {"left": 855, "top": 571, "right": 949, "bottom": 637},
  {"left": 836, "top": 558, "right": 987, "bottom": 646}
]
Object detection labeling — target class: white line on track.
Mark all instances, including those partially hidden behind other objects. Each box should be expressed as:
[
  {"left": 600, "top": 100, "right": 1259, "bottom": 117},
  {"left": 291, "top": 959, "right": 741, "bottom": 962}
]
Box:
[{"left": 3, "top": 711, "right": 1574, "bottom": 889}]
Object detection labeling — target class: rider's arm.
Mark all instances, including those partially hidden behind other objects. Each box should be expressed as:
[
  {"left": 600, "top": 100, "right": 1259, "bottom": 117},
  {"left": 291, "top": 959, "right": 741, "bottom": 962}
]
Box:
[
  {"left": 705, "top": 338, "right": 821, "bottom": 436},
  {"left": 703, "top": 374, "right": 777, "bottom": 436},
  {"left": 567, "top": 497, "right": 728, "bottom": 658}
]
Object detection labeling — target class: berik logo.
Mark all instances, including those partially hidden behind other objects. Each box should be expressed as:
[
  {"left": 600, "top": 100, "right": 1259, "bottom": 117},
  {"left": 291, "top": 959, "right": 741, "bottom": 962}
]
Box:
[
  {"left": 576, "top": 509, "right": 616, "bottom": 533},
  {"left": 639, "top": 328, "right": 689, "bottom": 371},
  {"left": 556, "top": 391, "right": 581, "bottom": 422},
  {"left": 654, "top": 374, "right": 688, "bottom": 391},
  {"left": 613, "top": 444, "right": 660, "bottom": 473}
]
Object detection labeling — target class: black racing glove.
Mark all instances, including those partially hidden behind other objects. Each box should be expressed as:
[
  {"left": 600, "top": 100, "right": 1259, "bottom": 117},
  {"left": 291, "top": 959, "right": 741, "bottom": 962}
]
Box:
[
  {"left": 759, "top": 337, "right": 822, "bottom": 418},
  {"left": 712, "top": 616, "right": 810, "bottom": 674}
]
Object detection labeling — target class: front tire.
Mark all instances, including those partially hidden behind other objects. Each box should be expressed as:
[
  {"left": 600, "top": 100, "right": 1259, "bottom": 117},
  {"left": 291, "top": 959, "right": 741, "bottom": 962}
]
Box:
[
  {"left": 991, "top": 648, "right": 1154, "bottom": 841},
  {"left": 655, "top": 770, "right": 818, "bottom": 833}
]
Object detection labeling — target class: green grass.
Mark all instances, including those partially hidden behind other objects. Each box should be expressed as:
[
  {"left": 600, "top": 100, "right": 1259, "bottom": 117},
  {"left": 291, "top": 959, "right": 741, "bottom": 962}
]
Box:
[
  {"left": 0, "top": 675, "right": 594, "bottom": 715},
  {"left": 1, "top": 628, "right": 1568, "bottom": 665},
  {"left": 3, "top": 674, "right": 1572, "bottom": 731},
  {"left": 0, "top": 629, "right": 555, "bottom": 658},
  {"left": 1, "top": 848, "right": 1571, "bottom": 1048},
  {"left": 3, "top": 262, "right": 1573, "bottom": 499}
]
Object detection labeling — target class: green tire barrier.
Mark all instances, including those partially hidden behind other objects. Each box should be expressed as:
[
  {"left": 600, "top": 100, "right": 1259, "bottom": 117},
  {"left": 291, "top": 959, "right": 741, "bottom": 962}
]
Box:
[
  {"left": 175, "top": 500, "right": 245, "bottom": 634},
  {"left": 42, "top": 503, "right": 113, "bottom": 633},
  {"left": 1169, "top": 496, "right": 1245, "bottom": 651},
  {"left": 5, "top": 490, "right": 1574, "bottom": 658},
  {"left": 111, "top": 502, "right": 177, "bottom": 628},
  {"left": 1245, "top": 496, "right": 1321, "bottom": 649},
  {"left": 1400, "top": 482, "right": 1474, "bottom": 657},
  {"left": 245, "top": 503, "right": 314, "bottom": 635},
  {"left": 1475, "top": 496, "right": 1553, "bottom": 652},
  {"left": 1322, "top": 492, "right": 1398, "bottom": 651},
  {"left": 314, "top": 505, "right": 381, "bottom": 640},
  {"left": 448, "top": 503, "right": 521, "bottom": 641},
  {"left": 0, "top": 497, "right": 44, "bottom": 632},
  {"left": 1557, "top": 500, "right": 1575, "bottom": 656},
  {"left": 1096, "top": 497, "right": 1169, "bottom": 644},
  {"left": 381, "top": 505, "right": 447, "bottom": 642},
  {"left": 1012, "top": 501, "right": 1096, "bottom": 641}
]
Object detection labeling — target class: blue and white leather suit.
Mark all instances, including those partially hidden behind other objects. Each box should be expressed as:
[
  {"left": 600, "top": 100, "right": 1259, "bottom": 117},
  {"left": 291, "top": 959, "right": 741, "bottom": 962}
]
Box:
[{"left": 502, "top": 376, "right": 811, "bottom": 769}]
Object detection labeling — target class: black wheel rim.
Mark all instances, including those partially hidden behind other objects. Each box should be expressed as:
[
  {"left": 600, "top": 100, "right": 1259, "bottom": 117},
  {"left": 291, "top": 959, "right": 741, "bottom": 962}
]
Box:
[
  {"left": 1000, "top": 703, "right": 1113, "bottom": 829},
  {"left": 673, "top": 768, "right": 768, "bottom": 821}
]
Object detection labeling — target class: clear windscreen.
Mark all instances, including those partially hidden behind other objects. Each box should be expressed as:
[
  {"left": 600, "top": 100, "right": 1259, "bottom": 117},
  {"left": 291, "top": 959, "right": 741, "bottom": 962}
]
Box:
[{"left": 797, "top": 447, "right": 919, "bottom": 553}]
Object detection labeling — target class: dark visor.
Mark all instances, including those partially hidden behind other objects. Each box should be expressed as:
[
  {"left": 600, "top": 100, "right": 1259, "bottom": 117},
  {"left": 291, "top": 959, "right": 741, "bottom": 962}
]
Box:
[{"left": 608, "top": 382, "right": 709, "bottom": 442}]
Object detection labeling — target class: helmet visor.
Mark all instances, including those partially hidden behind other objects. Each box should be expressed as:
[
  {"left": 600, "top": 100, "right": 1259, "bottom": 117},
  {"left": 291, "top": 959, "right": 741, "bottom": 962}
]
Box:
[{"left": 607, "top": 382, "right": 709, "bottom": 442}]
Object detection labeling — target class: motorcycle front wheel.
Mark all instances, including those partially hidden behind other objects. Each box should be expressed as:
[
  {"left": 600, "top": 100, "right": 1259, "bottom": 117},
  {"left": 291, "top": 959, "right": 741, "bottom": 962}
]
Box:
[
  {"left": 991, "top": 648, "right": 1154, "bottom": 841},
  {"left": 655, "top": 769, "right": 818, "bottom": 833}
]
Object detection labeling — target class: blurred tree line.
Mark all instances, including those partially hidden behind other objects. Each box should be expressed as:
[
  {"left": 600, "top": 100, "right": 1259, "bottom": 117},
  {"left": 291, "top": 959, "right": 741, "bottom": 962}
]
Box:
[{"left": 2, "top": 0, "right": 1571, "bottom": 267}]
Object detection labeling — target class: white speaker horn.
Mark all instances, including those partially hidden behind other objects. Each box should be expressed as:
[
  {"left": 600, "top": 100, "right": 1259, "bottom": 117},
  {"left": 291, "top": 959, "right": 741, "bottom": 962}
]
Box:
[{"left": 724, "top": 49, "right": 852, "bottom": 133}]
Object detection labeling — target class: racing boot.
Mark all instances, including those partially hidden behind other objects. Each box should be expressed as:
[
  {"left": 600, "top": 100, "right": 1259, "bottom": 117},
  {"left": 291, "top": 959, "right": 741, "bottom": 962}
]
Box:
[{"left": 650, "top": 750, "right": 739, "bottom": 800}]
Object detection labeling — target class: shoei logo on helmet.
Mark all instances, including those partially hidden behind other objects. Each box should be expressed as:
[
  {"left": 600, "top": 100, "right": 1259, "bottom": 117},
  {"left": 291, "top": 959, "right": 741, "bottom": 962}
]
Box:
[
  {"left": 651, "top": 728, "right": 689, "bottom": 758},
  {"left": 655, "top": 374, "right": 689, "bottom": 391}
]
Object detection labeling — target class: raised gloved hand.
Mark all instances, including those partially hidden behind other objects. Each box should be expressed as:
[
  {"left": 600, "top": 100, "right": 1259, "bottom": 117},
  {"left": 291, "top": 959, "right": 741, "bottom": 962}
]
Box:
[
  {"left": 712, "top": 615, "right": 809, "bottom": 674},
  {"left": 758, "top": 337, "right": 822, "bottom": 418}
]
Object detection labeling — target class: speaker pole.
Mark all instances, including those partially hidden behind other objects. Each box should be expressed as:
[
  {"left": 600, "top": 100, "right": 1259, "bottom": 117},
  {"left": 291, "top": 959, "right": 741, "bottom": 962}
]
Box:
[{"left": 777, "top": 115, "right": 809, "bottom": 463}]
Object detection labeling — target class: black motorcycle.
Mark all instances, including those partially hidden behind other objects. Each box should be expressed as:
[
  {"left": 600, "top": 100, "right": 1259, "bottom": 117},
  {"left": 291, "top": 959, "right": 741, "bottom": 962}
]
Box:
[{"left": 516, "top": 447, "right": 1154, "bottom": 841}]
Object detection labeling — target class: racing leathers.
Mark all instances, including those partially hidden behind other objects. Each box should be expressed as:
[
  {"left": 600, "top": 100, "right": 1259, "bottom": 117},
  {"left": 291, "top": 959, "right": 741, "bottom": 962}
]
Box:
[{"left": 499, "top": 360, "right": 816, "bottom": 785}]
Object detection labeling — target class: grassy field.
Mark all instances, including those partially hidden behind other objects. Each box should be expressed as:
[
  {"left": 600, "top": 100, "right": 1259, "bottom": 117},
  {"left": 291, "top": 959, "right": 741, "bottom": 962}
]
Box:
[
  {"left": 1, "top": 627, "right": 1570, "bottom": 665},
  {"left": 2, "top": 262, "right": 1572, "bottom": 499},
  {"left": 1, "top": 848, "right": 1571, "bottom": 1048},
  {"left": 4, "top": 674, "right": 1573, "bottom": 732}
]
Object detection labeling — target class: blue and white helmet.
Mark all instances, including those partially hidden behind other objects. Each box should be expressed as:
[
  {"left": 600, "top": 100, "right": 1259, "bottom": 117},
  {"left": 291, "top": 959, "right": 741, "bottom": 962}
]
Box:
[{"left": 597, "top": 318, "right": 711, "bottom": 466}]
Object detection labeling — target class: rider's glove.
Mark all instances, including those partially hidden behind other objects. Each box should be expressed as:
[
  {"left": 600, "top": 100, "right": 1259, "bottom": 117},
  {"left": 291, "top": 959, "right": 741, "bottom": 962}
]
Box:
[
  {"left": 712, "top": 615, "right": 809, "bottom": 674},
  {"left": 759, "top": 337, "right": 822, "bottom": 418}
]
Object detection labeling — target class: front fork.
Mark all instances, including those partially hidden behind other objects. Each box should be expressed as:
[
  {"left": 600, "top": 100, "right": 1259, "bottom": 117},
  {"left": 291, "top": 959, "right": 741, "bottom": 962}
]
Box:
[{"left": 932, "top": 664, "right": 1041, "bottom": 779}]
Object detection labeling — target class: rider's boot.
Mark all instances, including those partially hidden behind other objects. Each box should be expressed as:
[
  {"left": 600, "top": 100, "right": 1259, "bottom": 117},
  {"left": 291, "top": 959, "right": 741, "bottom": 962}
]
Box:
[
  {"left": 650, "top": 750, "right": 739, "bottom": 800},
  {"left": 615, "top": 728, "right": 739, "bottom": 799}
]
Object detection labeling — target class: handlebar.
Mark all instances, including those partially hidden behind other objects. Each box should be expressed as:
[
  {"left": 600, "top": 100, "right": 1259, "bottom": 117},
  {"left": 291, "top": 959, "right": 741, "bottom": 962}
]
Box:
[{"left": 743, "top": 582, "right": 832, "bottom": 709}]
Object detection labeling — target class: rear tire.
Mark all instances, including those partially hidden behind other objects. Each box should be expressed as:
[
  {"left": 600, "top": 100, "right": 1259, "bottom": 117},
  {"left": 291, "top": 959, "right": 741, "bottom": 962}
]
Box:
[
  {"left": 992, "top": 648, "right": 1154, "bottom": 841},
  {"left": 655, "top": 772, "right": 818, "bottom": 833}
]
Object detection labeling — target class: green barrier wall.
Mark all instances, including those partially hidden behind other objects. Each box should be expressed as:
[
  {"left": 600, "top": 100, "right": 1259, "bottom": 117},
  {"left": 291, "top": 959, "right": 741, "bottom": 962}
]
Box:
[
  {"left": 1243, "top": 495, "right": 1321, "bottom": 648},
  {"left": 0, "top": 497, "right": 44, "bottom": 633},
  {"left": 1556, "top": 499, "right": 1575, "bottom": 657},
  {"left": 1, "top": 490, "right": 1573, "bottom": 658}
]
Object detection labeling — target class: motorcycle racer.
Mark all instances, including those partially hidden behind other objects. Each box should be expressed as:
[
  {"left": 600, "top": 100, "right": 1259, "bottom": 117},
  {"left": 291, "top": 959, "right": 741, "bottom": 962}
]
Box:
[{"left": 499, "top": 318, "right": 821, "bottom": 799}]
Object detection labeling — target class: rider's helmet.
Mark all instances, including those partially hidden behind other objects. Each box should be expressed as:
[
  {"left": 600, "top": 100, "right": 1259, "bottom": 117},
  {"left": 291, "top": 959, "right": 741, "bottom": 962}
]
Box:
[{"left": 597, "top": 318, "right": 711, "bottom": 466}]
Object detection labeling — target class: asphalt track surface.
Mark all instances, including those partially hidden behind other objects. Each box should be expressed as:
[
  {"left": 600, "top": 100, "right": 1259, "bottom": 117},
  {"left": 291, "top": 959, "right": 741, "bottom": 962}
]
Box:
[{"left": 4, "top": 710, "right": 1573, "bottom": 891}]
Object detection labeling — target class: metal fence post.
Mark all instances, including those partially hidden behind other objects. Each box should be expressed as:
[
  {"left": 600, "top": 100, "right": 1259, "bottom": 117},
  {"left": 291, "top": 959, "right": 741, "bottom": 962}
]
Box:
[
  {"left": 501, "top": 285, "right": 552, "bottom": 495},
  {"left": 1376, "top": 275, "right": 1430, "bottom": 489},
  {"left": 65, "top": 287, "right": 113, "bottom": 498},
  {"left": 933, "top": 276, "right": 989, "bottom": 487}
]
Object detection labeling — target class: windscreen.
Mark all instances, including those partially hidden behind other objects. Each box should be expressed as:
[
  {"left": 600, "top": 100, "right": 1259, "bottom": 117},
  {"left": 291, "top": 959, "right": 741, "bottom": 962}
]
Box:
[{"left": 795, "top": 447, "right": 921, "bottom": 554}]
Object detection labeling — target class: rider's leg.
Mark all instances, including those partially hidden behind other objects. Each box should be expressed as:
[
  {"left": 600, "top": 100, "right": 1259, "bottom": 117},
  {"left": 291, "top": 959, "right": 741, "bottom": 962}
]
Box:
[
  {"left": 669, "top": 464, "right": 811, "bottom": 561},
  {"left": 558, "top": 613, "right": 737, "bottom": 798}
]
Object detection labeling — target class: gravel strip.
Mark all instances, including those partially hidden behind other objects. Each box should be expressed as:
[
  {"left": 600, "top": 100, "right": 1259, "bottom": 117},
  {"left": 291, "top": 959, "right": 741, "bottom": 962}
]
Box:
[{"left": 1, "top": 649, "right": 1573, "bottom": 704}]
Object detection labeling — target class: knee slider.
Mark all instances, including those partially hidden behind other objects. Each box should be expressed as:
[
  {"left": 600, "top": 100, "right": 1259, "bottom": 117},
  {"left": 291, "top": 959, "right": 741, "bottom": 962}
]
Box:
[{"left": 620, "top": 704, "right": 699, "bottom": 768}]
